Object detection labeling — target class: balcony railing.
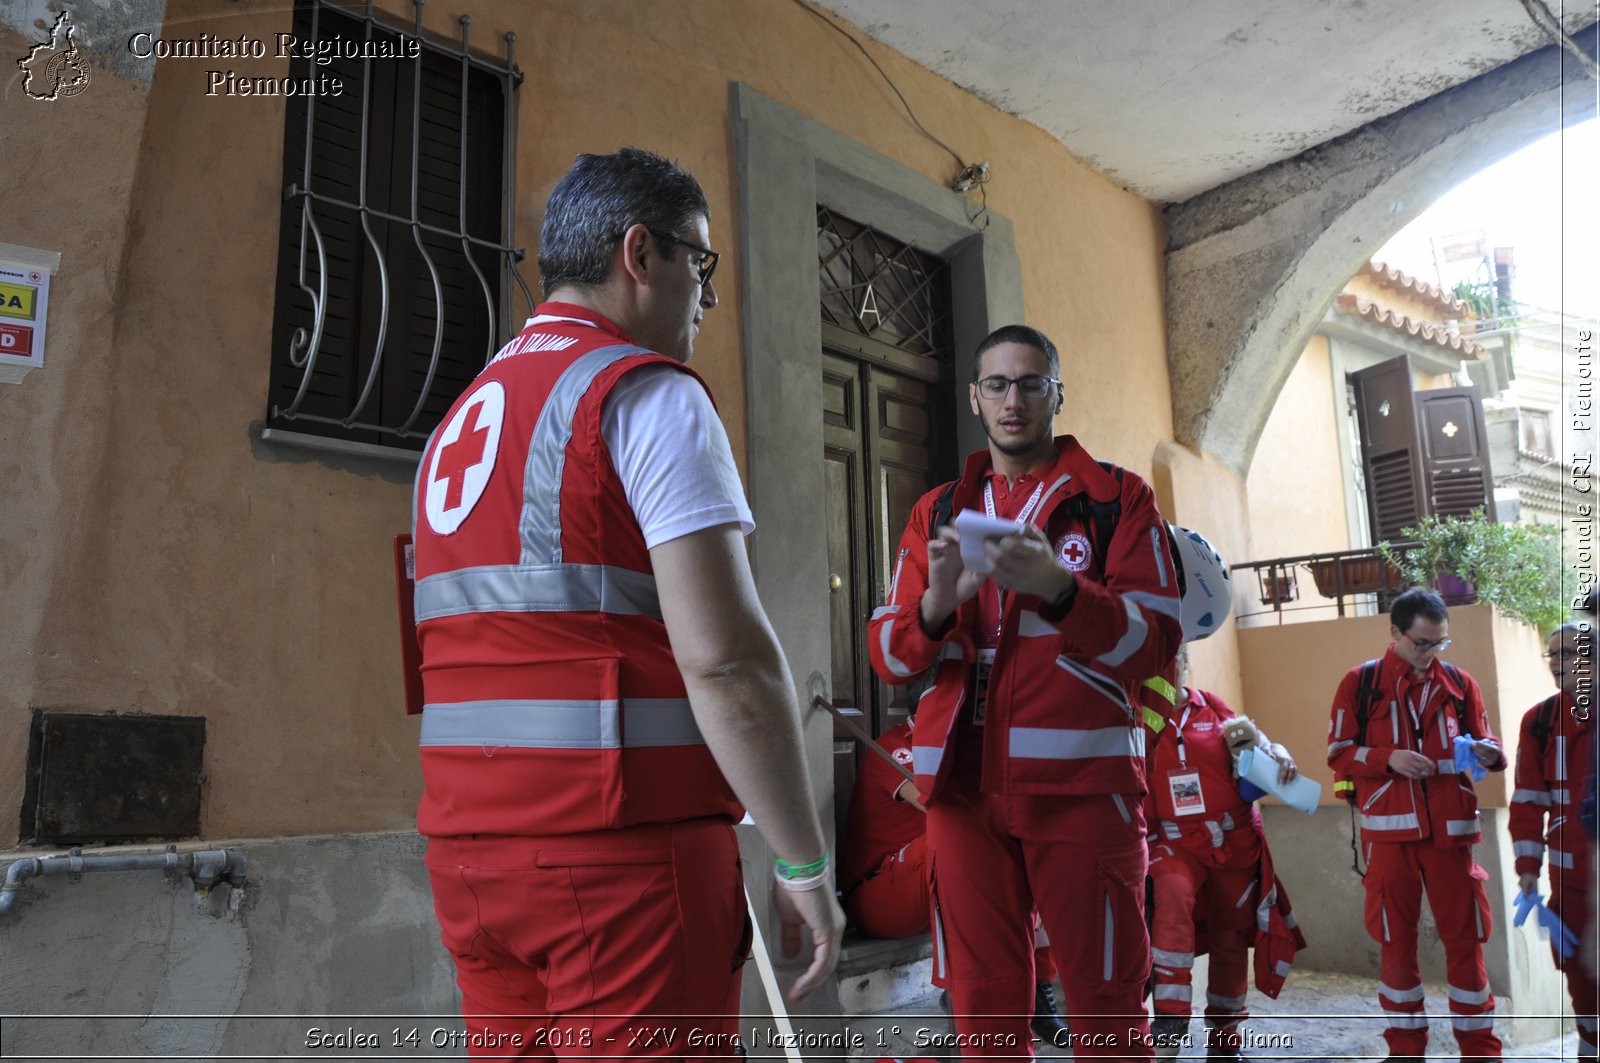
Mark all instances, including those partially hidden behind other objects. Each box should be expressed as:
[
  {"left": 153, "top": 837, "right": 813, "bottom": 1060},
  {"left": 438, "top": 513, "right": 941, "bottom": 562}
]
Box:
[{"left": 1232, "top": 545, "right": 1421, "bottom": 623}]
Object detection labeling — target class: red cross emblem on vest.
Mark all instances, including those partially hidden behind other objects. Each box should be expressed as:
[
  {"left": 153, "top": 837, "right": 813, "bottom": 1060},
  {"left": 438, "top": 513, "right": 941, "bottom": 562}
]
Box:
[
  {"left": 1056, "top": 531, "right": 1093, "bottom": 573},
  {"left": 424, "top": 381, "right": 505, "bottom": 536}
]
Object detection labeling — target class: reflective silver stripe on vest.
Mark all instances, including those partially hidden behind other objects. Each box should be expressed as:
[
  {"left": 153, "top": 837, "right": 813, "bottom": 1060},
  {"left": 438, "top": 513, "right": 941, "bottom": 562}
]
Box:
[
  {"left": 519, "top": 343, "right": 653, "bottom": 565},
  {"left": 1274, "top": 959, "right": 1292, "bottom": 978},
  {"left": 1010, "top": 725, "right": 1146, "bottom": 760},
  {"left": 1328, "top": 739, "right": 1355, "bottom": 757},
  {"left": 419, "top": 697, "right": 702, "bottom": 749},
  {"left": 1554, "top": 787, "right": 1573, "bottom": 805},
  {"left": 1448, "top": 983, "right": 1491, "bottom": 1006},
  {"left": 1354, "top": 746, "right": 1373, "bottom": 764},
  {"left": 1555, "top": 736, "right": 1568, "bottom": 780},
  {"left": 1362, "top": 812, "right": 1421, "bottom": 832},
  {"left": 414, "top": 563, "right": 661, "bottom": 622},
  {"left": 1512, "top": 788, "right": 1553, "bottom": 806},
  {"left": 879, "top": 620, "right": 915, "bottom": 679},
  {"left": 871, "top": 605, "right": 899, "bottom": 621},
  {"left": 1550, "top": 848, "right": 1576, "bottom": 869},
  {"left": 1446, "top": 818, "right": 1479, "bottom": 837},
  {"left": 1125, "top": 589, "right": 1181, "bottom": 621},
  {"left": 1151, "top": 947, "right": 1192, "bottom": 968},
  {"left": 1150, "top": 526, "right": 1169, "bottom": 588},
  {"left": 1016, "top": 609, "right": 1058, "bottom": 638},
  {"left": 1380, "top": 981, "right": 1425, "bottom": 1003},
  {"left": 1513, "top": 840, "right": 1546, "bottom": 859},
  {"left": 1437, "top": 758, "right": 1459, "bottom": 775},
  {"left": 1096, "top": 596, "right": 1148, "bottom": 668},
  {"left": 913, "top": 744, "right": 945, "bottom": 776}
]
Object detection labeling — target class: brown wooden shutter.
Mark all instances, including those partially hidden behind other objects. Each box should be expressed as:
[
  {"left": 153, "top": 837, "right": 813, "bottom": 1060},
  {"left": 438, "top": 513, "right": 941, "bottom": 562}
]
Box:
[
  {"left": 1415, "top": 386, "right": 1496, "bottom": 520},
  {"left": 1351, "top": 354, "right": 1426, "bottom": 543}
]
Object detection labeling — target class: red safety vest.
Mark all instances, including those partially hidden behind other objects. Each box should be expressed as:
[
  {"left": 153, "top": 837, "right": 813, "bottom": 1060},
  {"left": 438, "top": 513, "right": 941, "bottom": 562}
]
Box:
[
  {"left": 1147, "top": 688, "right": 1257, "bottom": 847},
  {"left": 411, "top": 304, "right": 742, "bottom": 837},
  {"left": 1326, "top": 649, "right": 1503, "bottom": 846},
  {"left": 867, "top": 440, "right": 1182, "bottom": 802},
  {"left": 1509, "top": 690, "right": 1594, "bottom": 891}
]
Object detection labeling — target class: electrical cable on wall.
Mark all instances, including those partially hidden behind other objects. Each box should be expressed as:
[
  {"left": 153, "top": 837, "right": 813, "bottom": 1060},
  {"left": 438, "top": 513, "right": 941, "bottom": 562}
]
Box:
[{"left": 788, "top": 0, "right": 992, "bottom": 225}]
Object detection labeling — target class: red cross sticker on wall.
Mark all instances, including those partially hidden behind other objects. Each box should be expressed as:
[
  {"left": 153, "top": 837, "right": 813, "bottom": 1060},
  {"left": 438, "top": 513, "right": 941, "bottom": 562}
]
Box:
[
  {"left": 425, "top": 381, "right": 505, "bottom": 535},
  {"left": 1056, "top": 532, "right": 1093, "bottom": 573}
]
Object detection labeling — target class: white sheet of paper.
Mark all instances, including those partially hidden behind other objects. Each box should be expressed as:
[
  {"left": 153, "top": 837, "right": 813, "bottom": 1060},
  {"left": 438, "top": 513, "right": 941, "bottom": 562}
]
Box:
[
  {"left": 1236, "top": 748, "right": 1321, "bottom": 813},
  {"left": 952, "top": 509, "right": 1024, "bottom": 573}
]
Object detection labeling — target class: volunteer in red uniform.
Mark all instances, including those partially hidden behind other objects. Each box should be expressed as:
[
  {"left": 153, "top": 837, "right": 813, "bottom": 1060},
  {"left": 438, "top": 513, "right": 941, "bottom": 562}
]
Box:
[
  {"left": 1509, "top": 623, "right": 1597, "bottom": 1059},
  {"left": 868, "top": 324, "right": 1182, "bottom": 1060},
  {"left": 840, "top": 713, "right": 1071, "bottom": 1044},
  {"left": 1326, "top": 588, "right": 1505, "bottom": 1063},
  {"left": 411, "top": 147, "right": 844, "bottom": 1057},
  {"left": 1147, "top": 650, "right": 1300, "bottom": 1060}
]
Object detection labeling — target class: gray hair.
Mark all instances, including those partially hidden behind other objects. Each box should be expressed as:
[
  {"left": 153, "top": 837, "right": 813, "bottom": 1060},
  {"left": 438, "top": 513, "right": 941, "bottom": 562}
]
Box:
[{"left": 538, "top": 147, "right": 710, "bottom": 298}]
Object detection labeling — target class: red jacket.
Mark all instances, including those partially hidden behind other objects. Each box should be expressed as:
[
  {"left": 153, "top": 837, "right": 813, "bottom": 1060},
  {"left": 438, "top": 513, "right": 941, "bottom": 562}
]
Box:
[
  {"left": 411, "top": 304, "right": 741, "bottom": 837},
  {"left": 867, "top": 438, "right": 1182, "bottom": 802},
  {"left": 1509, "top": 690, "right": 1594, "bottom": 890},
  {"left": 1326, "top": 648, "right": 1505, "bottom": 846},
  {"left": 840, "top": 720, "right": 921, "bottom": 891},
  {"left": 1146, "top": 688, "right": 1258, "bottom": 849},
  {"left": 1252, "top": 839, "right": 1307, "bottom": 999}
]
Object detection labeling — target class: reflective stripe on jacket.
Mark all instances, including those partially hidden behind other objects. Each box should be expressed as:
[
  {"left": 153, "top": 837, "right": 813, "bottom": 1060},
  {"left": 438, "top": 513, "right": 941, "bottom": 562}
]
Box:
[
  {"left": 411, "top": 306, "right": 741, "bottom": 836},
  {"left": 1325, "top": 649, "right": 1504, "bottom": 846},
  {"left": 1509, "top": 691, "right": 1594, "bottom": 889},
  {"left": 867, "top": 438, "right": 1182, "bottom": 802}
]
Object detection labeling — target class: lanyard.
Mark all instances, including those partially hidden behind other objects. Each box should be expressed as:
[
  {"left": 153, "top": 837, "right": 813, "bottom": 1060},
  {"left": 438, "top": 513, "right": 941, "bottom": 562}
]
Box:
[
  {"left": 1173, "top": 704, "right": 1194, "bottom": 769},
  {"left": 1405, "top": 680, "right": 1433, "bottom": 749},
  {"left": 979, "top": 479, "right": 1047, "bottom": 643}
]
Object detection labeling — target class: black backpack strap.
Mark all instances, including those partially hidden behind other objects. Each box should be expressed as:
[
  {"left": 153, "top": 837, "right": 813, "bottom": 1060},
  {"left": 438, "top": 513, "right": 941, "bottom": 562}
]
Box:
[
  {"left": 1353, "top": 658, "right": 1382, "bottom": 739},
  {"left": 1091, "top": 462, "right": 1124, "bottom": 564},
  {"left": 1531, "top": 693, "right": 1561, "bottom": 749},
  {"left": 930, "top": 481, "right": 957, "bottom": 534}
]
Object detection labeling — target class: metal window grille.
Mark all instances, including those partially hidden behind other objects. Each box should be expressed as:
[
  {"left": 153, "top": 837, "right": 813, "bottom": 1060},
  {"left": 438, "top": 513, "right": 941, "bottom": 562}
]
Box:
[
  {"left": 266, "top": 0, "right": 530, "bottom": 452},
  {"left": 817, "top": 207, "right": 951, "bottom": 361}
]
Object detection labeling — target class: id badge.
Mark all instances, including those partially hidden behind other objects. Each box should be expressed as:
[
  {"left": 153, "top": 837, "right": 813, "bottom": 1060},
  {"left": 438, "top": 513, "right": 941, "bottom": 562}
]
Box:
[
  {"left": 1167, "top": 770, "right": 1206, "bottom": 816},
  {"left": 972, "top": 648, "right": 996, "bottom": 726}
]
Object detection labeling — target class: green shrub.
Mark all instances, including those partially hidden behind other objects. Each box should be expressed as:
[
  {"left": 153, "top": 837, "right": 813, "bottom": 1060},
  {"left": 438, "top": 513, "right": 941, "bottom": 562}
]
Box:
[{"left": 1379, "top": 510, "right": 1564, "bottom": 634}]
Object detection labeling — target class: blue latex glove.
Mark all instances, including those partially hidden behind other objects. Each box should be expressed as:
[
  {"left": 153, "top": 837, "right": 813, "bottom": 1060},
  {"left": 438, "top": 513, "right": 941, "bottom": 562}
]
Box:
[
  {"left": 1453, "top": 734, "right": 1489, "bottom": 781},
  {"left": 1511, "top": 889, "right": 1578, "bottom": 958},
  {"left": 1513, "top": 888, "right": 1541, "bottom": 928},
  {"left": 1538, "top": 903, "right": 1579, "bottom": 959},
  {"left": 1238, "top": 778, "right": 1269, "bottom": 802}
]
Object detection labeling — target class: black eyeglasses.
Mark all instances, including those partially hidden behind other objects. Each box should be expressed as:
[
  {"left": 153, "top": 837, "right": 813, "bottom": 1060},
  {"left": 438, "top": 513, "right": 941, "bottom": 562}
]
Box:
[
  {"left": 975, "top": 374, "right": 1059, "bottom": 400},
  {"left": 1402, "top": 632, "right": 1452, "bottom": 655},
  {"left": 649, "top": 230, "right": 719, "bottom": 286}
]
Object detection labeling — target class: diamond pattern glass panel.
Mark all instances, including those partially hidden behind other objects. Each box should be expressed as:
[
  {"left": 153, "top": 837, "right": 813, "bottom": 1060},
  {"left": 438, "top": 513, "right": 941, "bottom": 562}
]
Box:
[{"left": 818, "top": 207, "right": 952, "bottom": 360}]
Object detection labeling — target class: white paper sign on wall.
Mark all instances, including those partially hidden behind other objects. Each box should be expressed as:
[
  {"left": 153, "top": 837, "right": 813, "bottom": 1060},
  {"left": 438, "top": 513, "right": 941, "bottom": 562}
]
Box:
[{"left": 0, "top": 243, "right": 61, "bottom": 384}]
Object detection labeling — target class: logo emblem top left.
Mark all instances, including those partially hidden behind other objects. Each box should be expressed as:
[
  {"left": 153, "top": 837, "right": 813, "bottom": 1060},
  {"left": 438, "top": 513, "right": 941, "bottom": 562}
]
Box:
[{"left": 425, "top": 381, "right": 505, "bottom": 535}]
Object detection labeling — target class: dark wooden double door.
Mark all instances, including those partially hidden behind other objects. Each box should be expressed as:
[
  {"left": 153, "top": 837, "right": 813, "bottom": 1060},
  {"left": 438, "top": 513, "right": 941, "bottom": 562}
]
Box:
[{"left": 822, "top": 332, "right": 954, "bottom": 827}]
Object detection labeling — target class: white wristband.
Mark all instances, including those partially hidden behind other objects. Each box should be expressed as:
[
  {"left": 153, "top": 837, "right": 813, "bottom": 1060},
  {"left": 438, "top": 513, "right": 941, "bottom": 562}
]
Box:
[{"left": 774, "top": 867, "right": 833, "bottom": 893}]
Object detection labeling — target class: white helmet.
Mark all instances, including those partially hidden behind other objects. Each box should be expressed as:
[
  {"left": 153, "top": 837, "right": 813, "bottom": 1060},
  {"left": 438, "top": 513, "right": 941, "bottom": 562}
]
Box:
[{"left": 1167, "top": 523, "right": 1232, "bottom": 642}]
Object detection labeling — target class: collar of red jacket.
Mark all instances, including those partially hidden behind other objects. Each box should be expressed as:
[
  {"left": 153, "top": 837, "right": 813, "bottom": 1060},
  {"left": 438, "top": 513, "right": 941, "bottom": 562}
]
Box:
[
  {"left": 956, "top": 434, "right": 1120, "bottom": 507},
  {"left": 532, "top": 301, "right": 634, "bottom": 343},
  {"left": 1382, "top": 644, "right": 1467, "bottom": 701}
]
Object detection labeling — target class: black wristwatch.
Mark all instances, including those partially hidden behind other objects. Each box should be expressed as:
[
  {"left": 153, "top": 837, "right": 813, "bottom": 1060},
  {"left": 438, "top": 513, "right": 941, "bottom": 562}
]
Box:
[{"left": 1037, "top": 580, "right": 1078, "bottom": 622}]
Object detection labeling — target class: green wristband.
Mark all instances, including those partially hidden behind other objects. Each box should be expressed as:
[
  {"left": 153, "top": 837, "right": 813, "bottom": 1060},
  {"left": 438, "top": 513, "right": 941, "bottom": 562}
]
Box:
[{"left": 774, "top": 853, "right": 830, "bottom": 880}]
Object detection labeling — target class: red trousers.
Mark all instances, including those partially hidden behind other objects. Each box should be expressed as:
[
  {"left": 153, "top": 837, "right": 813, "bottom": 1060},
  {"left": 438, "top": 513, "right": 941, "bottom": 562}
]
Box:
[
  {"left": 425, "top": 818, "right": 748, "bottom": 1060},
  {"left": 1362, "top": 841, "right": 1500, "bottom": 1059},
  {"left": 846, "top": 834, "right": 1057, "bottom": 982},
  {"left": 928, "top": 788, "right": 1151, "bottom": 1061},
  {"left": 1550, "top": 884, "right": 1600, "bottom": 1059},
  {"left": 1148, "top": 834, "right": 1259, "bottom": 1048}
]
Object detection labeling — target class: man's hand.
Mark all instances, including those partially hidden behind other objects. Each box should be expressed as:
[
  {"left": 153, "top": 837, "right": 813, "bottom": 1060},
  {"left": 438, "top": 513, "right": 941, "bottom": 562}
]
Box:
[
  {"left": 894, "top": 778, "right": 927, "bottom": 813},
  {"left": 922, "top": 526, "right": 985, "bottom": 631},
  {"left": 986, "top": 524, "right": 1074, "bottom": 601},
  {"left": 1270, "top": 744, "right": 1299, "bottom": 786},
  {"left": 770, "top": 881, "right": 847, "bottom": 1001},
  {"left": 1518, "top": 871, "right": 1540, "bottom": 896},
  {"left": 1388, "top": 750, "right": 1435, "bottom": 779},
  {"left": 1472, "top": 740, "right": 1500, "bottom": 768}
]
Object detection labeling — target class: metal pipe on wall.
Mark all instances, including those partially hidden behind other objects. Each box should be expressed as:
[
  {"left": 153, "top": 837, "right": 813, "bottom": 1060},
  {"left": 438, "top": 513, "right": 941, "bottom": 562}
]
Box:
[{"left": 0, "top": 845, "right": 248, "bottom": 919}]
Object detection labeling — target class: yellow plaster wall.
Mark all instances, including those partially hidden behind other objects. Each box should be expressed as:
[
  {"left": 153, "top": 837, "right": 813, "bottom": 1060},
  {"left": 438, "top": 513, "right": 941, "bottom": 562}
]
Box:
[
  {"left": 2, "top": 0, "right": 1173, "bottom": 840},
  {"left": 1245, "top": 334, "right": 1351, "bottom": 561}
]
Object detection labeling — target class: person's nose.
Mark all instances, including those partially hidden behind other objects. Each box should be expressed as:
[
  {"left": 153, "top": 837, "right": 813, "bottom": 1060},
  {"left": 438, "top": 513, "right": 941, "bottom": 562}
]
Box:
[{"left": 700, "top": 276, "right": 718, "bottom": 311}]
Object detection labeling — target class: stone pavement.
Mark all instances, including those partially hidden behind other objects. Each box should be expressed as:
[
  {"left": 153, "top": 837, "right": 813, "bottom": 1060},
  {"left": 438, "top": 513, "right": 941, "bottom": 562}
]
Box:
[{"left": 838, "top": 969, "right": 1584, "bottom": 1061}]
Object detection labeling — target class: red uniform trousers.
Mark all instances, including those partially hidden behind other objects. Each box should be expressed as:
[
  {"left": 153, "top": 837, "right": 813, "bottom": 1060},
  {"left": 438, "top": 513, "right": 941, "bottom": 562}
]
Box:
[
  {"left": 847, "top": 834, "right": 1058, "bottom": 982},
  {"left": 1363, "top": 841, "right": 1500, "bottom": 1059},
  {"left": 928, "top": 782, "right": 1151, "bottom": 1061},
  {"left": 424, "top": 818, "right": 747, "bottom": 1060},
  {"left": 1549, "top": 882, "right": 1600, "bottom": 1058},
  {"left": 1148, "top": 832, "right": 1260, "bottom": 1049}
]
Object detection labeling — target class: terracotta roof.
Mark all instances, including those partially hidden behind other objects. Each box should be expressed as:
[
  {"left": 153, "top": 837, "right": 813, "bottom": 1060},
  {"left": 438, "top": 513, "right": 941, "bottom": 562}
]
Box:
[
  {"left": 1361, "top": 260, "right": 1469, "bottom": 318},
  {"left": 1332, "top": 294, "right": 1488, "bottom": 361}
]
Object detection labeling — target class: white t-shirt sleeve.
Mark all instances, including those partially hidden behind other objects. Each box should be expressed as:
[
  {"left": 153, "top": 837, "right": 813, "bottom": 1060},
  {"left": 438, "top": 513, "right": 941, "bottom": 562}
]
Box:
[{"left": 601, "top": 365, "right": 755, "bottom": 549}]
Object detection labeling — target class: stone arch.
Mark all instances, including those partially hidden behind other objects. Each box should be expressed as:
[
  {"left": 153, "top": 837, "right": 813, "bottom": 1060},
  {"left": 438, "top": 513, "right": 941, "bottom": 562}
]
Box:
[{"left": 1165, "top": 34, "right": 1598, "bottom": 478}]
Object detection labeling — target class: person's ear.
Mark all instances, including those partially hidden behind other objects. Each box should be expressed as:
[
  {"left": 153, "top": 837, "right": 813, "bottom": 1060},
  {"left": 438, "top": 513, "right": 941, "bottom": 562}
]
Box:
[
  {"left": 618, "top": 223, "right": 653, "bottom": 286},
  {"left": 969, "top": 383, "right": 981, "bottom": 416}
]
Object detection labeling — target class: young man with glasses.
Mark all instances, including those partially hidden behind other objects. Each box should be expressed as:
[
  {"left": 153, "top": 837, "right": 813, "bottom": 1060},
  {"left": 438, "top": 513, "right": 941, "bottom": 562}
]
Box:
[
  {"left": 1509, "top": 623, "right": 1597, "bottom": 1059},
  {"left": 868, "top": 324, "right": 1183, "bottom": 1059},
  {"left": 411, "top": 147, "right": 842, "bottom": 1057},
  {"left": 1326, "top": 588, "right": 1506, "bottom": 1062}
]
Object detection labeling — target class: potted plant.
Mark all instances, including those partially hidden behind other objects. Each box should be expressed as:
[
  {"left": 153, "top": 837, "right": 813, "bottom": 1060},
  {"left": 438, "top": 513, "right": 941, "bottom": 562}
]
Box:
[{"left": 1379, "top": 510, "right": 1564, "bottom": 632}]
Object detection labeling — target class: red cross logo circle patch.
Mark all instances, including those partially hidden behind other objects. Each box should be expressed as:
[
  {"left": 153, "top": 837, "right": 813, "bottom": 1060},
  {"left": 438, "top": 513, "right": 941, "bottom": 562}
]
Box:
[
  {"left": 893, "top": 747, "right": 913, "bottom": 766},
  {"left": 1444, "top": 712, "right": 1459, "bottom": 741},
  {"left": 424, "top": 381, "right": 505, "bottom": 535},
  {"left": 1056, "top": 532, "right": 1093, "bottom": 572}
]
